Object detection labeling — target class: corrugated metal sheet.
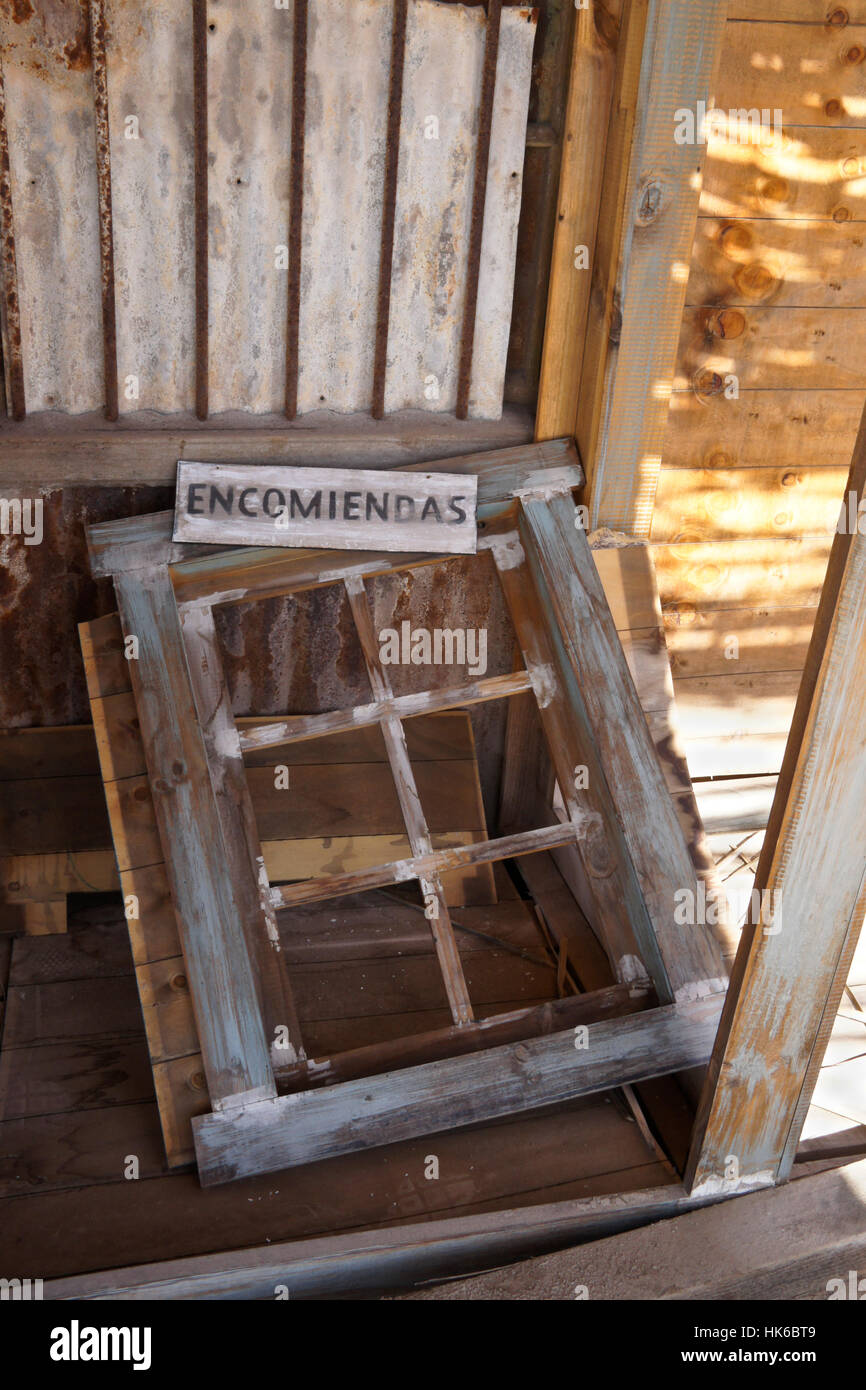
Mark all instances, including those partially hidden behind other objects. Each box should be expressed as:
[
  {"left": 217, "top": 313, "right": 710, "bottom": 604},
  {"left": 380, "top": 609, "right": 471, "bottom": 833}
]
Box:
[
  {"left": 0, "top": 0, "right": 536, "bottom": 420},
  {"left": 299, "top": 0, "right": 390, "bottom": 413},
  {"left": 208, "top": 0, "right": 292, "bottom": 414},
  {"left": 104, "top": 0, "right": 196, "bottom": 412},
  {"left": 0, "top": 0, "right": 103, "bottom": 413}
]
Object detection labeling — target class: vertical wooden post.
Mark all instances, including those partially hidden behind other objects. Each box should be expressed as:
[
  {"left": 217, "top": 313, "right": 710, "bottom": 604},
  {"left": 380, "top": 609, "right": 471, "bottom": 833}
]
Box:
[
  {"left": 569, "top": 0, "right": 727, "bottom": 533},
  {"left": 535, "top": 0, "right": 623, "bottom": 443}
]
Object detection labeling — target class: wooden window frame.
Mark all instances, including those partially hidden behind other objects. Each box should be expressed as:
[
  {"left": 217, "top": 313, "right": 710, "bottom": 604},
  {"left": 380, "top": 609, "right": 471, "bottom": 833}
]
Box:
[{"left": 87, "top": 439, "right": 725, "bottom": 1186}]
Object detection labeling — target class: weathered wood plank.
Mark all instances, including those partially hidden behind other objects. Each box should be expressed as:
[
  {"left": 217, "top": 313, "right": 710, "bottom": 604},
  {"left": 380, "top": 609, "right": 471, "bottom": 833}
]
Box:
[
  {"left": 174, "top": 462, "right": 479, "bottom": 553},
  {"left": 0, "top": 1103, "right": 166, "bottom": 1199},
  {"left": 716, "top": 21, "right": 866, "bottom": 128},
  {"left": 179, "top": 604, "right": 305, "bottom": 1073},
  {"left": 0, "top": 408, "right": 536, "bottom": 487},
  {"left": 269, "top": 824, "right": 580, "bottom": 911},
  {"left": 112, "top": 567, "right": 275, "bottom": 1110},
  {"left": 2, "top": 1096, "right": 668, "bottom": 1284},
  {"left": 687, "top": 407, "right": 866, "bottom": 1192},
  {"left": 575, "top": 0, "right": 728, "bottom": 532},
  {"left": 2, "top": 978, "right": 143, "bottom": 1048},
  {"left": 676, "top": 306, "right": 866, "bottom": 392},
  {"left": 519, "top": 495, "right": 727, "bottom": 1001},
  {"left": 0, "top": 1038, "right": 152, "bottom": 1121},
  {"left": 535, "top": 0, "right": 622, "bottom": 441},
  {"left": 688, "top": 218, "right": 866, "bottom": 310},
  {"left": 193, "top": 997, "right": 724, "bottom": 1184}
]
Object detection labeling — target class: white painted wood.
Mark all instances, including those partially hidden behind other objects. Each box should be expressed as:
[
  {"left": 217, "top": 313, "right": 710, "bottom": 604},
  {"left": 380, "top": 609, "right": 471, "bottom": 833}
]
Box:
[
  {"left": 206, "top": 0, "right": 292, "bottom": 414},
  {"left": 173, "top": 461, "right": 478, "bottom": 552}
]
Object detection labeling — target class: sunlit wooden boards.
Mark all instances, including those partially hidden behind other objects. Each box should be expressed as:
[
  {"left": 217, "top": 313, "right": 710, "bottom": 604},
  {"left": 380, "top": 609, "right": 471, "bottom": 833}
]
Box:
[
  {"left": 0, "top": 4, "right": 103, "bottom": 413},
  {"left": 650, "top": 8, "right": 866, "bottom": 832},
  {"left": 0, "top": 0, "right": 535, "bottom": 419}
]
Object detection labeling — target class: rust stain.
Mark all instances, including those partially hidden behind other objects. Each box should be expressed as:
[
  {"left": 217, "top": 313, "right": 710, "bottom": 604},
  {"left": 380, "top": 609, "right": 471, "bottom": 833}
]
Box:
[
  {"left": 89, "top": 0, "right": 118, "bottom": 419},
  {"left": 0, "top": 0, "right": 93, "bottom": 73},
  {"left": 0, "top": 55, "right": 25, "bottom": 418}
]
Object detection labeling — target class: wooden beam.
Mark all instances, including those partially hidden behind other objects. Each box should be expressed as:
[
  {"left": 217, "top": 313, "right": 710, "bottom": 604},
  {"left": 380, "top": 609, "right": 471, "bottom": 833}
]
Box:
[
  {"left": 41, "top": 1176, "right": 740, "bottom": 1301},
  {"left": 574, "top": 0, "right": 728, "bottom": 534},
  {"left": 686, "top": 415, "right": 866, "bottom": 1193},
  {"left": 403, "top": 1155, "right": 866, "bottom": 1300},
  {"left": 179, "top": 604, "right": 306, "bottom": 1075},
  {"left": 193, "top": 995, "right": 724, "bottom": 1184},
  {"left": 518, "top": 493, "right": 726, "bottom": 1002},
  {"left": 535, "top": 0, "right": 622, "bottom": 442},
  {"left": 111, "top": 566, "right": 275, "bottom": 1111},
  {"left": 0, "top": 408, "right": 535, "bottom": 487}
]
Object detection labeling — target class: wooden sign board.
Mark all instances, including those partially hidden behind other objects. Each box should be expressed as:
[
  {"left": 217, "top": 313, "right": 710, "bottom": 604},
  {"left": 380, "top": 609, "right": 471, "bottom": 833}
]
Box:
[{"left": 173, "top": 463, "right": 478, "bottom": 554}]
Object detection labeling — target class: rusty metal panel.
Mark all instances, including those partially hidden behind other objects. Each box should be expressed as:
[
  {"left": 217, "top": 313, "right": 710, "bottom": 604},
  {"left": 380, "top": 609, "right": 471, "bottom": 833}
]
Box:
[
  {"left": 0, "top": 1, "right": 103, "bottom": 414},
  {"left": 385, "top": 2, "right": 534, "bottom": 419},
  {"left": 470, "top": 8, "right": 535, "bottom": 418},
  {"left": 104, "top": 0, "right": 195, "bottom": 413},
  {"left": 206, "top": 0, "right": 292, "bottom": 415},
  {"left": 298, "top": 0, "right": 391, "bottom": 414}
]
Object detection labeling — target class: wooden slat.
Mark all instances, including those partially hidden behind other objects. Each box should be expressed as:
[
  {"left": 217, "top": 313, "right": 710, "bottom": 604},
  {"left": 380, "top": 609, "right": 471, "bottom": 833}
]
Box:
[
  {"left": 489, "top": 529, "right": 664, "bottom": 990},
  {"left": 193, "top": 996, "right": 724, "bottom": 1184},
  {"left": 575, "top": 0, "right": 728, "bottom": 533},
  {"left": 179, "top": 604, "right": 305, "bottom": 1073},
  {"left": 652, "top": 466, "right": 848, "bottom": 542},
  {"left": 238, "top": 670, "right": 532, "bottom": 752},
  {"left": 518, "top": 495, "right": 727, "bottom": 1001},
  {"left": 688, "top": 218, "right": 866, "bottom": 310},
  {"left": 344, "top": 576, "right": 474, "bottom": 1026},
  {"left": 0, "top": 1104, "right": 166, "bottom": 1199},
  {"left": 0, "top": 1039, "right": 153, "bottom": 1121},
  {"left": 676, "top": 306, "right": 866, "bottom": 392},
  {"left": 270, "top": 823, "right": 580, "bottom": 910},
  {"left": 535, "top": 0, "right": 622, "bottom": 441},
  {"left": 112, "top": 566, "right": 275, "bottom": 1111},
  {"left": 716, "top": 21, "right": 866, "bottom": 127},
  {"left": 687, "top": 405, "right": 866, "bottom": 1193}
]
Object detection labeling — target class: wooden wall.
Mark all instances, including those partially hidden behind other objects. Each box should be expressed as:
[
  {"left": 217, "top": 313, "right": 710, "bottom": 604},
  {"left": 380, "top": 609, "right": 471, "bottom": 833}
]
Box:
[{"left": 651, "top": 2, "right": 866, "bottom": 846}]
